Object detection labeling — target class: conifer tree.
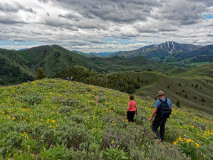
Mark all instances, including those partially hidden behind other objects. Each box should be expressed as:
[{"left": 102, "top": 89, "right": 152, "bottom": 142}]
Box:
[
  {"left": 36, "top": 68, "right": 46, "bottom": 80},
  {"left": 201, "top": 97, "right": 206, "bottom": 102},
  {"left": 176, "top": 100, "right": 180, "bottom": 108}
]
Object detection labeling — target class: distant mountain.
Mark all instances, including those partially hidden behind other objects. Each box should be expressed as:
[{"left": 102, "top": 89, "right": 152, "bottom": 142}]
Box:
[
  {"left": 18, "top": 48, "right": 27, "bottom": 51},
  {"left": 74, "top": 50, "right": 116, "bottom": 57},
  {"left": 110, "top": 41, "right": 201, "bottom": 61},
  {"left": 167, "top": 45, "right": 213, "bottom": 63},
  {"left": 16, "top": 45, "right": 100, "bottom": 76}
]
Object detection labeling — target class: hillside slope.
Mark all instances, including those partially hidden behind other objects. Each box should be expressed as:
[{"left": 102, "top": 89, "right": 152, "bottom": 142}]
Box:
[
  {"left": 0, "top": 79, "right": 212, "bottom": 159},
  {"left": 0, "top": 49, "right": 34, "bottom": 85},
  {"left": 113, "top": 71, "right": 213, "bottom": 114},
  {"left": 17, "top": 45, "right": 100, "bottom": 76},
  {"left": 90, "top": 56, "right": 173, "bottom": 72},
  {"left": 167, "top": 45, "right": 213, "bottom": 63},
  {"left": 172, "top": 63, "right": 213, "bottom": 78}
]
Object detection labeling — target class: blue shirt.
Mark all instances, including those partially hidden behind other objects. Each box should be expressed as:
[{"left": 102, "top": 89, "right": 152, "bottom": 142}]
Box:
[{"left": 154, "top": 97, "right": 172, "bottom": 108}]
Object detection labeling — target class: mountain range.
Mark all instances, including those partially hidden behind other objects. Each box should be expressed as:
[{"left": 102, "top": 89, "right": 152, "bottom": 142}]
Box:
[
  {"left": 0, "top": 41, "right": 212, "bottom": 84},
  {"left": 74, "top": 50, "right": 116, "bottom": 57},
  {"left": 110, "top": 41, "right": 201, "bottom": 60},
  {"left": 75, "top": 41, "right": 212, "bottom": 66},
  {"left": 0, "top": 41, "right": 212, "bottom": 114},
  {"left": 80, "top": 41, "right": 212, "bottom": 63}
]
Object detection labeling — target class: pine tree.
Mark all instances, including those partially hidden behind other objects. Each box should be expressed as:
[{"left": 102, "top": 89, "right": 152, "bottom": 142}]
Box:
[
  {"left": 176, "top": 100, "right": 180, "bottom": 108},
  {"left": 36, "top": 68, "right": 46, "bottom": 80},
  {"left": 201, "top": 98, "right": 206, "bottom": 102}
]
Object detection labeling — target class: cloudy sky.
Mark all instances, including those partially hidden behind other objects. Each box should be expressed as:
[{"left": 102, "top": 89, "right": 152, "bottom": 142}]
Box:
[{"left": 0, "top": 0, "right": 212, "bottom": 52}]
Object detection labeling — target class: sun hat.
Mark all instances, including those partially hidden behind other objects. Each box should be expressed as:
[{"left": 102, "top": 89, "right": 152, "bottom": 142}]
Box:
[{"left": 157, "top": 90, "right": 165, "bottom": 96}]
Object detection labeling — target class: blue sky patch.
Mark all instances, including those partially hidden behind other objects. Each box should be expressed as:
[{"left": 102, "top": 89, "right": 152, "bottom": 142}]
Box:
[{"left": 202, "top": 14, "right": 213, "bottom": 20}]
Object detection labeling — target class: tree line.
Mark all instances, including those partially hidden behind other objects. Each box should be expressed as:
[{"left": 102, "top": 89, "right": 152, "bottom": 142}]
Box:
[{"left": 54, "top": 66, "right": 140, "bottom": 94}]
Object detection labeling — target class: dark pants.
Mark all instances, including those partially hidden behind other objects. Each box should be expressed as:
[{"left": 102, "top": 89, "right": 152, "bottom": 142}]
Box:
[
  {"left": 152, "top": 116, "right": 167, "bottom": 141},
  {"left": 127, "top": 111, "right": 135, "bottom": 122}
]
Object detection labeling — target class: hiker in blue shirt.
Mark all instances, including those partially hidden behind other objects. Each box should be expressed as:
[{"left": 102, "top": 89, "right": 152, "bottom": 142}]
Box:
[{"left": 149, "top": 90, "right": 172, "bottom": 141}]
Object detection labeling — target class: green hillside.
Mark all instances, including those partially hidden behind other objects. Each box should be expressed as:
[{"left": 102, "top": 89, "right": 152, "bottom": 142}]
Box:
[
  {"left": 0, "top": 79, "right": 212, "bottom": 159},
  {"left": 172, "top": 63, "right": 213, "bottom": 78},
  {"left": 112, "top": 71, "right": 213, "bottom": 114},
  {"left": 167, "top": 45, "right": 213, "bottom": 63},
  {"left": 17, "top": 45, "right": 100, "bottom": 76},
  {"left": 90, "top": 56, "right": 173, "bottom": 72},
  {"left": 0, "top": 49, "right": 34, "bottom": 85},
  {"left": 54, "top": 66, "right": 140, "bottom": 94}
]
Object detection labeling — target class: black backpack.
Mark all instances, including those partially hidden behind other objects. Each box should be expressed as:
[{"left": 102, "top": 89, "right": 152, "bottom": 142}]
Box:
[{"left": 156, "top": 98, "right": 171, "bottom": 118}]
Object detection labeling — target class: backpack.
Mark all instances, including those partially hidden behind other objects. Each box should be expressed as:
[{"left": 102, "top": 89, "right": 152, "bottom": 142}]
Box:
[{"left": 156, "top": 98, "right": 171, "bottom": 118}]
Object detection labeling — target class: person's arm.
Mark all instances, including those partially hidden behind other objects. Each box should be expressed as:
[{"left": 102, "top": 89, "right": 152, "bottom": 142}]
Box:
[
  {"left": 169, "top": 99, "right": 172, "bottom": 112},
  {"left": 125, "top": 102, "right": 130, "bottom": 115},
  {"left": 135, "top": 104, "right": 138, "bottom": 115},
  {"left": 149, "top": 108, "right": 157, "bottom": 122}
]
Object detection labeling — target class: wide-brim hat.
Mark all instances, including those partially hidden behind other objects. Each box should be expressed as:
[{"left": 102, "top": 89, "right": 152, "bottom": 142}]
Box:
[{"left": 157, "top": 90, "right": 165, "bottom": 96}]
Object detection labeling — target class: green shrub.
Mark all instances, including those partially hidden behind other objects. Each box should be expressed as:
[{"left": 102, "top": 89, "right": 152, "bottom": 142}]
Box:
[
  {"left": 40, "top": 144, "right": 67, "bottom": 160},
  {"left": 0, "top": 131, "right": 22, "bottom": 156},
  {"left": 98, "top": 96, "right": 108, "bottom": 103},
  {"left": 146, "top": 143, "right": 187, "bottom": 160},
  {"left": 104, "top": 146, "right": 128, "bottom": 160},
  {"left": 36, "top": 68, "right": 46, "bottom": 80}
]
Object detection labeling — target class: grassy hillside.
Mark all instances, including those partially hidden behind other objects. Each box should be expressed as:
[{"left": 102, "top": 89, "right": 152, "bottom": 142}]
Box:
[
  {"left": 0, "top": 79, "right": 212, "bottom": 159},
  {"left": 90, "top": 56, "right": 173, "bottom": 73},
  {"left": 167, "top": 45, "right": 213, "bottom": 63},
  {"left": 17, "top": 45, "right": 100, "bottom": 76},
  {"left": 172, "top": 63, "right": 213, "bottom": 78},
  {"left": 0, "top": 49, "right": 34, "bottom": 85},
  {"left": 113, "top": 71, "right": 213, "bottom": 114}
]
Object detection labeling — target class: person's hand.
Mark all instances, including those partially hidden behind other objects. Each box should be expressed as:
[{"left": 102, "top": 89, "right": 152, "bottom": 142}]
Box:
[
  {"left": 125, "top": 112, "right": 127, "bottom": 116},
  {"left": 149, "top": 117, "right": 152, "bottom": 122}
]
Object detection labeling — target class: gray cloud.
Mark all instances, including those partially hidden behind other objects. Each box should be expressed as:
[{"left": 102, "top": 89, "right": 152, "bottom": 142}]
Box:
[
  {"left": 0, "top": 0, "right": 212, "bottom": 52},
  {"left": 0, "top": 2, "right": 35, "bottom": 13},
  {"left": 207, "top": 34, "right": 213, "bottom": 37},
  {"left": 152, "top": 0, "right": 206, "bottom": 25},
  {"left": 55, "top": 0, "right": 158, "bottom": 23}
]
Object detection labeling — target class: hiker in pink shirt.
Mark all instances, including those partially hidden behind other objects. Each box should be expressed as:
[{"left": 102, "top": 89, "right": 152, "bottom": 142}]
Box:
[{"left": 125, "top": 95, "right": 138, "bottom": 122}]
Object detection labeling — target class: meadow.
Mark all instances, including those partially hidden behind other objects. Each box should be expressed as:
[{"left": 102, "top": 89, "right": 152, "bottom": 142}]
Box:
[{"left": 0, "top": 79, "right": 212, "bottom": 159}]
